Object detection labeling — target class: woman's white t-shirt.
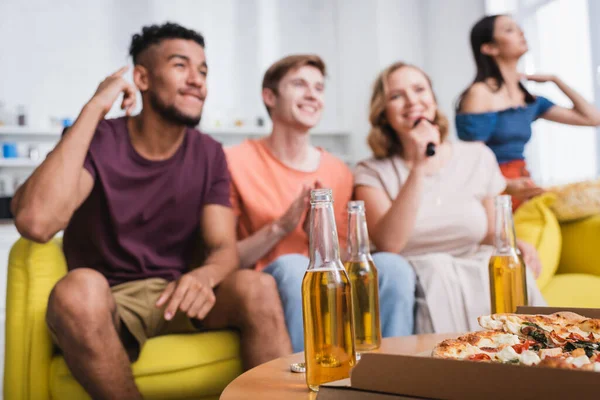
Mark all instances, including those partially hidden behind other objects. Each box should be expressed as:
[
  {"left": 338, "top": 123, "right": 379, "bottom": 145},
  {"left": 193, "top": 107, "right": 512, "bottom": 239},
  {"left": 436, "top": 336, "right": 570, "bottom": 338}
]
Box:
[{"left": 354, "top": 141, "right": 506, "bottom": 257}]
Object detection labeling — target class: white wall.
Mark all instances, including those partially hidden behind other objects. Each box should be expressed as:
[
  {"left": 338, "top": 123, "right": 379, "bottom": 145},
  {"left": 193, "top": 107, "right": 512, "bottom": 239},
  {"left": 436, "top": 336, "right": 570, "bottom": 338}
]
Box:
[
  {"left": 0, "top": 0, "right": 484, "bottom": 160},
  {"left": 336, "top": 0, "right": 429, "bottom": 162},
  {"left": 0, "top": 1, "right": 123, "bottom": 126},
  {"left": 423, "top": 0, "right": 486, "bottom": 138},
  {"left": 336, "top": 0, "right": 483, "bottom": 160}
]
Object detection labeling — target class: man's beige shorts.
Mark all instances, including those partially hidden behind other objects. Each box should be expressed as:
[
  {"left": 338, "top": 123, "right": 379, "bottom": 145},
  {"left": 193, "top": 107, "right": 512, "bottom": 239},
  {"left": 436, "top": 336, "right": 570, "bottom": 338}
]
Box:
[{"left": 50, "top": 278, "right": 200, "bottom": 357}]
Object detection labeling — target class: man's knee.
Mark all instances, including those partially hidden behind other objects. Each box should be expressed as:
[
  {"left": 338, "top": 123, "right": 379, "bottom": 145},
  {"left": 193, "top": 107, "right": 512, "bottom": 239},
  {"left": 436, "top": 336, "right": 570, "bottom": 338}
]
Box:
[
  {"left": 373, "top": 252, "right": 416, "bottom": 294},
  {"left": 265, "top": 254, "right": 309, "bottom": 291},
  {"left": 233, "top": 271, "right": 283, "bottom": 323},
  {"left": 46, "top": 268, "right": 114, "bottom": 332}
]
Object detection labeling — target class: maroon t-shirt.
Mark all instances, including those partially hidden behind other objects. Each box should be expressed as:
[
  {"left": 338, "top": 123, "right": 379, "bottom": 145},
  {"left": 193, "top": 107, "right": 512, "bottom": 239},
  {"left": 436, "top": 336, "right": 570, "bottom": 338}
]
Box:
[{"left": 63, "top": 117, "right": 231, "bottom": 286}]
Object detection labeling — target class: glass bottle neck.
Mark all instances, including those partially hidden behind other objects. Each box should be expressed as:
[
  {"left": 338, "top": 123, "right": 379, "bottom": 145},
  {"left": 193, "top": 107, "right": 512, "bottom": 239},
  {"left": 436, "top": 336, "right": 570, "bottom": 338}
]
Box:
[
  {"left": 347, "top": 209, "right": 371, "bottom": 260},
  {"left": 494, "top": 196, "right": 517, "bottom": 253},
  {"left": 308, "top": 197, "right": 342, "bottom": 269}
]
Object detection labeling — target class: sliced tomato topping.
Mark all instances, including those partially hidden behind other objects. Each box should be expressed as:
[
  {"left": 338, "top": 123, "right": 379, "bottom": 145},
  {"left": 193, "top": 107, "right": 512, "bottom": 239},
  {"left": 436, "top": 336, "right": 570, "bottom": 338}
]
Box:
[
  {"left": 480, "top": 347, "right": 499, "bottom": 353},
  {"left": 568, "top": 332, "right": 586, "bottom": 341},
  {"left": 549, "top": 331, "right": 567, "bottom": 345},
  {"left": 467, "top": 353, "right": 492, "bottom": 361},
  {"left": 512, "top": 340, "right": 536, "bottom": 354}
]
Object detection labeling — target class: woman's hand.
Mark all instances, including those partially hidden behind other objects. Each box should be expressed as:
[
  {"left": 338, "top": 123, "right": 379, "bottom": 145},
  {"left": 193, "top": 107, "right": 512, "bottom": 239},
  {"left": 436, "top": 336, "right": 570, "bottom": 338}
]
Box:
[
  {"left": 517, "top": 239, "right": 542, "bottom": 278},
  {"left": 407, "top": 119, "right": 441, "bottom": 168},
  {"left": 505, "top": 177, "right": 545, "bottom": 202}
]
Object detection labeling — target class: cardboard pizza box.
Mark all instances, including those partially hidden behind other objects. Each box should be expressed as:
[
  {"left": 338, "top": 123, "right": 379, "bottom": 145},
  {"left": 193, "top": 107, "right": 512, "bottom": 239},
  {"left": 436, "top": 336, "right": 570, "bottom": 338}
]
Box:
[
  {"left": 317, "top": 306, "right": 600, "bottom": 400},
  {"left": 317, "top": 378, "right": 418, "bottom": 400}
]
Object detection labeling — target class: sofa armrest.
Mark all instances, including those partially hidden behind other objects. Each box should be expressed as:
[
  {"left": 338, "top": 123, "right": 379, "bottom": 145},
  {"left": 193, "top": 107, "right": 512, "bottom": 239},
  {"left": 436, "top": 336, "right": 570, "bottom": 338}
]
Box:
[{"left": 4, "top": 238, "right": 67, "bottom": 400}]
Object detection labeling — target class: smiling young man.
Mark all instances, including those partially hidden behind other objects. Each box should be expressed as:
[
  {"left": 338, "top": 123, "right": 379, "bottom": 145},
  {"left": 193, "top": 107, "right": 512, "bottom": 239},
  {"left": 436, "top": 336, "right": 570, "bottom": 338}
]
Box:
[
  {"left": 11, "top": 23, "right": 291, "bottom": 400},
  {"left": 225, "top": 55, "right": 417, "bottom": 353}
]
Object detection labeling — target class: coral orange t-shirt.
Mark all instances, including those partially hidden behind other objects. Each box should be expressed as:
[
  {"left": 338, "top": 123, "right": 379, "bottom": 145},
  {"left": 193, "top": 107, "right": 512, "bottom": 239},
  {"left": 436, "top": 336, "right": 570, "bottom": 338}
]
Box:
[{"left": 225, "top": 139, "right": 353, "bottom": 271}]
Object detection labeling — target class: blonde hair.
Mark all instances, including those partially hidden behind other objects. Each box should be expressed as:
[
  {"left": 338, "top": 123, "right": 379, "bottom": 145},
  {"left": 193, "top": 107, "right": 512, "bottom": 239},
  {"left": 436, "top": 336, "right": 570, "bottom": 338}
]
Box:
[{"left": 367, "top": 62, "right": 449, "bottom": 159}]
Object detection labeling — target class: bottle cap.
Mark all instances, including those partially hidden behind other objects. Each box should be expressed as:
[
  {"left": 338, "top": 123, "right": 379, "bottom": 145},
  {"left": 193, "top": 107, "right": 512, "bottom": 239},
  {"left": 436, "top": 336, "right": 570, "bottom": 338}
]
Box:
[
  {"left": 310, "top": 188, "right": 333, "bottom": 203},
  {"left": 347, "top": 200, "right": 365, "bottom": 212}
]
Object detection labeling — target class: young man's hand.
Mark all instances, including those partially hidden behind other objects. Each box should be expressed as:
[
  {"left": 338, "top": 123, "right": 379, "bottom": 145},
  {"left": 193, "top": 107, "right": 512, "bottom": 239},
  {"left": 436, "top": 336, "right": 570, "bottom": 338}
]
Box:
[
  {"left": 155, "top": 270, "right": 216, "bottom": 321},
  {"left": 274, "top": 184, "right": 312, "bottom": 235},
  {"left": 88, "top": 66, "right": 138, "bottom": 118},
  {"left": 302, "top": 180, "right": 323, "bottom": 237}
]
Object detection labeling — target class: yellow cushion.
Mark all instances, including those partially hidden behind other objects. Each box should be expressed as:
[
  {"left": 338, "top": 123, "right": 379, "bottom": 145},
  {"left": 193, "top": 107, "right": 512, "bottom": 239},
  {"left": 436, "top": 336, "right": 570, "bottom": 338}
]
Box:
[
  {"left": 4, "top": 238, "right": 67, "bottom": 400},
  {"left": 514, "top": 193, "right": 562, "bottom": 289},
  {"left": 542, "top": 273, "right": 600, "bottom": 308},
  {"left": 49, "top": 331, "right": 243, "bottom": 400},
  {"left": 558, "top": 214, "right": 600, "bottom": 276}
]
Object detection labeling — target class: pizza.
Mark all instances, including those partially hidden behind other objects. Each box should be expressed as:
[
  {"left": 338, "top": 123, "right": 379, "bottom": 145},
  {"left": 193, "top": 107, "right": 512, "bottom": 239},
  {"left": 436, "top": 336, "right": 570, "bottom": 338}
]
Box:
[
  {"left": 478, "top": 312, "right": 600, "bottom": 344},
  {"left": 432, "top": 312, "right": 600, "bottom": 371},
  {"left": 433, "top": 331, "right": 542, "bottom": 366}
]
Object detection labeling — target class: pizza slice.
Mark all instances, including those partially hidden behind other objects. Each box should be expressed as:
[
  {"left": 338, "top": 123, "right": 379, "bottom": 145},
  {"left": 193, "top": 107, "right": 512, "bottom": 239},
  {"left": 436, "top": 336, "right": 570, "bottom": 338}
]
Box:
[
  {"left": 478, "top": 312, "right": 600, "bottom": 348},
  {"left": 432, "top": 331, "right": 541, "bottom": 365},
  {"left": 432, "top": 312, "right": 600, "bottom": 371},
  {"left": 538, "top": 349, "right": 600, "bottom": 372}
]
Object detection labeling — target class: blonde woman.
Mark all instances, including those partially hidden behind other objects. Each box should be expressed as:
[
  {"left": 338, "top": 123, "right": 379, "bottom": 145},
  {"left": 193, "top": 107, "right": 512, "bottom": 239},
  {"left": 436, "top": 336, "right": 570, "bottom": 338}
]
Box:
[{"left": 353, "top": 62, "right": 546, "bottom": 333}]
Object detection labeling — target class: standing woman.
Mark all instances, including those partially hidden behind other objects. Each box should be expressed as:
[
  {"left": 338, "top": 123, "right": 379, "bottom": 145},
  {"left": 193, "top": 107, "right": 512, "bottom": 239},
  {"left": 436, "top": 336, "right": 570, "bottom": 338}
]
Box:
[{"left": 456, "top": 15, "right": 600, "bottom": 207}]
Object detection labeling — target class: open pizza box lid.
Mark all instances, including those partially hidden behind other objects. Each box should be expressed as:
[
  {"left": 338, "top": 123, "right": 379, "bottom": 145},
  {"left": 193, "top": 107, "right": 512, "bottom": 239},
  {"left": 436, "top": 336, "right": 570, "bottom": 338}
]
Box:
[{"left": 317, "top": 307, "right": 600, "bottom": 400}]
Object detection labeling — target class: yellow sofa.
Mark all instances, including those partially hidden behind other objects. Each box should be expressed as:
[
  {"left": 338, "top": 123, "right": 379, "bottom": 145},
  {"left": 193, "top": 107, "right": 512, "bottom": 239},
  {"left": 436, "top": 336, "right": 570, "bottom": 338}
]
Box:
[
  {"left": 4, "top": 238, "right": 243, "bottom": 400},
  {"left": 514, "top": 194, "right": 600, "bottom": 308}
]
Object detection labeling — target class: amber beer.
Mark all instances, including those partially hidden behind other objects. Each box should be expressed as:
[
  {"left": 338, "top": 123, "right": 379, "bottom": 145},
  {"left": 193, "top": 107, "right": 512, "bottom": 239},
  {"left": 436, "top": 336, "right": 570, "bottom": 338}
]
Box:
[
  {"left": 489, "top": 195, "right": 528, "bottom": 313},
  {"left": 301, "top": 189, "right": 357, "bottom": 392},
  {"left": 343, "top": 201, "right": 381, "bottom": 351}
]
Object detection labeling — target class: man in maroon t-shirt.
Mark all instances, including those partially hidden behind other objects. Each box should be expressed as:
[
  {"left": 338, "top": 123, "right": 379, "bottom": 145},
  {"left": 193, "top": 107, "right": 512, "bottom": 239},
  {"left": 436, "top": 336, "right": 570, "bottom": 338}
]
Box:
[{"left": 12, "top": 23, "right": 291, "bottom": 400}]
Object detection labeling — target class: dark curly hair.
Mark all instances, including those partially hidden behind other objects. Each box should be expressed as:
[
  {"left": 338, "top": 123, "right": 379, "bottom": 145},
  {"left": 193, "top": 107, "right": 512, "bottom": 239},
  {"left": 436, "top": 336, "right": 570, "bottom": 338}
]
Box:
[{"left": 129, "top": 22, "right": 205, "bottom": 64}]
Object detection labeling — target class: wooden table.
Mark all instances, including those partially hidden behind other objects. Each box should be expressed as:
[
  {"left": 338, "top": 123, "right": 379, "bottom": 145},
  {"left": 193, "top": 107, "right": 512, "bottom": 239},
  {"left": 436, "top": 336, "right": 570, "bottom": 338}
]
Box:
[{"left": 220, "top": 333, "right": 456, "bottom": 400}]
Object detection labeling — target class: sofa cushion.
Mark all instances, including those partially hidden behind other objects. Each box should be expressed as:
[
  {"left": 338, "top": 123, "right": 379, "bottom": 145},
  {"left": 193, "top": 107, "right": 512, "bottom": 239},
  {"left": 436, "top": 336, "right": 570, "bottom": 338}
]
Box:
[
  {"left": 513, "top": 193, "right": 561, "bottom": 289},
  {"left": 541, "top": 273, "right": 600, "bottom": 308},
  {"left": 559, "top": 214, "right": 600, "bottom": 277},
  {"left": 49, "top": 330, "right": 242, "bottom": 400},
  {"left": 4, "top": 238, "right": 67, "bottom": 400}
]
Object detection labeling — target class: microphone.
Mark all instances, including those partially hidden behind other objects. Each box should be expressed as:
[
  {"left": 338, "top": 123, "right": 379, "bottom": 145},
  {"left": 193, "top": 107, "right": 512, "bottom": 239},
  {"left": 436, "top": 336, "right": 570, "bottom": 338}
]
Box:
[
  {"left": 426, "top": 142, "right": 436, "bottom": 157},
  {"left": 413, "top": 118, "right": 437, "bottom": 157}
]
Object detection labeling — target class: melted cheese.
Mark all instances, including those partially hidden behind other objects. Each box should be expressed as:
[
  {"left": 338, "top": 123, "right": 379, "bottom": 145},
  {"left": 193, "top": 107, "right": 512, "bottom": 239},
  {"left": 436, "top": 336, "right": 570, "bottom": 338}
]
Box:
[
  {"left": 519, "top": 350, "right": 541, "bottom": 366},
  {"left": 569, "top": 355, "right": 591, "bottom": 368},
  {"left": 496, "top": 346, "right": 519, "bottom": 363},
  {"left": 504, "top": 319, "right": 522, "bottom": 335},
  {"left": 536, "top": 322, "right": 556, "bottom": 332},
  {"left": 452, "top": 344, "right": 481, "bottom": 359},
  {"left": 493, "top": 334, "right": 521, "bottom": 346},
  {"left": 539, "top": 348, "right": 562, "bottom": 359},
  {"left": 479, "top": 315, "right": 503, "bottom": 330},
  {"left": 476, "top": 334, "right": 520, "bottom": 349}
]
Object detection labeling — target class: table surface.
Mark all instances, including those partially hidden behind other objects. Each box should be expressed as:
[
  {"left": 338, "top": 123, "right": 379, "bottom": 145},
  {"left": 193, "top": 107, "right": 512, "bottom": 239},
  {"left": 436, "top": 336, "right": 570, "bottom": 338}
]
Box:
[{"left": 220, "top": 333, "right": 457, "bottom": 400}]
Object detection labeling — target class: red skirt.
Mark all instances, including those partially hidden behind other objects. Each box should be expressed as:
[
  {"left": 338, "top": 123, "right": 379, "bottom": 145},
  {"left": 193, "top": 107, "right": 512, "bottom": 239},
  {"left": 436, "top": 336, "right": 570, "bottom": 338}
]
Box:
[{"left": 499, "top": 160, "right": 530, "bottom": 210}]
